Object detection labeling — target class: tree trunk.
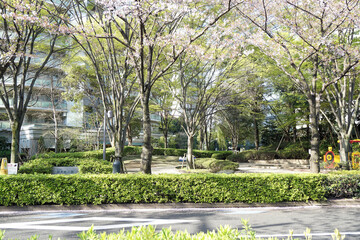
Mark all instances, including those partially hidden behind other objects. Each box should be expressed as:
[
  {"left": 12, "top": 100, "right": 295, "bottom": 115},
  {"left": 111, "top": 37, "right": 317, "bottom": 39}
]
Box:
[
  {"left": 54, "top": 114, "right": 59, "bottom": 153},
  {"left": 293, "top": 125, "right": 297, "bottom": 143},
  {"left": 205, "top": 125, "right": 209, "bottom": 150},
  {"left": 127, "top": 125, "right": 133, "bottom": 146},
  {"left": 10, "top": 120, "right": 20, "bottom": 163},
  {"left": 164, "top": 131, "right": 168, "bottom": 149},
  {"left": 232, "top": 137, "right": 238, "bottom": 151},
  {"left": 253, "top": 115, "right": 260, "bottom": 150},
  {"left": 339, "top": 137, "right": 351, "bottom": 170},
  {"left": 293, "top": 108, "right": 297, "bottom": 143},
  {"left": 140, "top": 96, "right": 153, "bottom": 174},
  {"left": 114, "top": 137, "right": 125, "bottom": 173},
  {"left": 96, "top": 126, "right": 101, "bottom": 150},
  {"left": 187, "top": 135, "right": 195, "bottom": 169},
  {"left": 308, "top": 96, "right": 320, "bottom": 173}
]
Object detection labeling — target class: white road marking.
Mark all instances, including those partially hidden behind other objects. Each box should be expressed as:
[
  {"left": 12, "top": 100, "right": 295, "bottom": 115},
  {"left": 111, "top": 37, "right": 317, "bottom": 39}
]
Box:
[
  {"left": 256, "top": 231, "right": 360, "bottom": 237},
  {"left": 223, "top": 209, "right": 266, "bottom": 214},
  {"left": 0, "top": 217, "right": 199, "bottom": 232},
  {"left": 31, "top": 213, "right": 86, "bottom": 218}
]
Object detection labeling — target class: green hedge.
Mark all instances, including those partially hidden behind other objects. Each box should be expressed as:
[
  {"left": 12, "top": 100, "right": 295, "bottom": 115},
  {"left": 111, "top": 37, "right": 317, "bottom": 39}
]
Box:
[
  {"left": 33, "top": 150, "right": 112, "bottom": 160},
  {"left": 211, "top": 151, "right": 233, "bottom": 160},
  {"left": 32, "top": 147, "right": 229, "bottom": 160},
  {"left": 226, "top": 153, "right": 248, "bottom": 162},
  {"left": 195, "top": 158, "right": 238, "bottom": 172},
  {"left": 152, "top": 148, "right": 217, "bottom": 158},
  {"left": 19, "top": 157, "right": 112, "bottom": 174},
  {"left": 325, "top": 173, "right": 360, "bottom": 198},
  {"left": 0, "top": 173, "right": 328, "bottom": 206},
  {"left": 232, "top": 148, "right": 310, "bottom": 162},
  {"left": 32, "top": 147, "right": 142, "bottom": 160}
]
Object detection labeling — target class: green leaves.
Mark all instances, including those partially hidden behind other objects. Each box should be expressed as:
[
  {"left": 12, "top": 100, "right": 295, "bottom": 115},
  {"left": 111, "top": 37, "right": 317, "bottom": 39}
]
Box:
[{"left": 0, "top": 173, "right": 328, "bottom": 206}]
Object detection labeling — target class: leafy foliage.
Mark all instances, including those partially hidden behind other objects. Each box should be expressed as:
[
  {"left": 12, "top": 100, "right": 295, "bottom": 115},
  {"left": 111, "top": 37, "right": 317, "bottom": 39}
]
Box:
[
  {"left": 18, "top": 158, "right": 112, "bottom": 174},
  {"left": 0, "top": 173, "right": 327, "bottom": 206},
  {"left": 211, "top": 152, "right": 233, "bottom": 160},
  {"left": 194, "top": 158, "right": 238, "bottom": 172},
  {"left": 325, "top": 173, "right": 360, "bottom": 198},
  {"left": 0, "top": 137, "right": 9, "bottom": 151}
]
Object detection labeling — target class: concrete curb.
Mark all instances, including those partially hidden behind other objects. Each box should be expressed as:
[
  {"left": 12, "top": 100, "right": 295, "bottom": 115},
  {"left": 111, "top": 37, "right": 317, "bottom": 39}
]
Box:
[{"left": 1, "top": 199, "right": 360, "bottom": 212}]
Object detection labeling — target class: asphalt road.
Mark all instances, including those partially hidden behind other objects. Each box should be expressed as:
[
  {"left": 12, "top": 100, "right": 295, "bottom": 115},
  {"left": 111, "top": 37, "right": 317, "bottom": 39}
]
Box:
[{"left": 0, "top": 204, "right": 360, "bottom": 239}]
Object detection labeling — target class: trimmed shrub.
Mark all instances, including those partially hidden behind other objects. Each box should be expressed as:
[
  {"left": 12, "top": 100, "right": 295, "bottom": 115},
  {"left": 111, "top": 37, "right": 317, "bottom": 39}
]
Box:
[
  {"left": 152, "top": 148, "right": 165, "bottom": 155},
  {"left": 123, "top": 146, "right": 142, "bottom": 156},
  {"left": 17, "top": 160, "right": 53, "bottom": 174},
  {"left": 278, "top": 144, "right": 310, "bottom": 159},
  {"left": 195, "top": 158, "right": 239, "bottom": 172},
  {"left": 325, "top": 173, "right": 360, "bottom": 198},
  {"left": 193, "top": 150, "right": 214, "bottom": 158},
  {"left": 234, "top": 150, "right": 278, "bottom": 161},
  {"left": 211, "top": 151, "right": 233, "bottom": 160},
  {"left": 78, "top": 161, "right": 112, "bottom": 174},
  {"left": 0, "top": 173, "right": 328, "bottom": 206},
  {"left": 19, "top": 157, "right": 112, "bottom": 174},
  {"left": 32, "top": 150, "right": 110, "bottom": 160},
  {"left": 226, "top": 153, "right": 248, "bottom": 163},
  {"left": 164, "top": 148, "right": 176, "bottom": 156}
]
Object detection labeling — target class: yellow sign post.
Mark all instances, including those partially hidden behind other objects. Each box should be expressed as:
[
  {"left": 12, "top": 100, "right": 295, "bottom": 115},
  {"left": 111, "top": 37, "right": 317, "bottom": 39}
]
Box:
[{"left": 0, "top": 158, "right": 8, "bottom": 175}]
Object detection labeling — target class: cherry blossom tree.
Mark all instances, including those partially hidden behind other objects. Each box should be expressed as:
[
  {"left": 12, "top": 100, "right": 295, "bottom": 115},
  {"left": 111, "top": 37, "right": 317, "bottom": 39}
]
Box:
[
  {"left": 65, "top": 1, "right": 141, "bottom": 173},
  {"left": 0, "top": 0, "right": 71, "bottom": 163},
  {"left": 167, "top": 47, "right": 241, "bottom": 168},
  {"left": 91, "top": 0, "right": 239, "bottom": 173},
  {"left": 234, "top": 0, "right": 360, "bottom": 172},
  {"left": 314, "top": 16, "right": 360, "bottom": 169},
  {"left": 151, "top": 79, "right": 176, "bottom": 149}
]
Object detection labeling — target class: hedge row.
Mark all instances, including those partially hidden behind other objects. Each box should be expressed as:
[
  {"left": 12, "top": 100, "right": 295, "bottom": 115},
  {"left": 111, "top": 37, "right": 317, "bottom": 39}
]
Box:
[
  {"left": 227, "top": 149, "right": 310, "bottom": 162},
  {"left": 18, "top": 157, "right": 112, "bottom": 174},
  {"left": 19, "top": 157, "right": 236, "bottom": 174},
  {"left": 34, "top": 147, "right": 232, "bottom": 159},
  {"left": 195, "top": 158, "right": 239, "bottom": 172},
  {"left": 153, "top": 148, "right": 233, "bottom": 158},
  {"left": 0, "top": 173, "right": 328, "bottom": 206}
]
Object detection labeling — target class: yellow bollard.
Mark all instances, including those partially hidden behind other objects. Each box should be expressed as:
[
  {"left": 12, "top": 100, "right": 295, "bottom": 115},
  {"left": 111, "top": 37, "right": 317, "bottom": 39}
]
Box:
[{"left": 0, "top": 158, "right": 8, "bottom": 175}]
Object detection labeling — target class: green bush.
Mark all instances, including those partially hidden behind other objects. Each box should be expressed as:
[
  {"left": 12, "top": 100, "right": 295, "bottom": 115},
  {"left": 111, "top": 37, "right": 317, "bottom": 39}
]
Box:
[
  {"left": 211, "top": 151, "right": 233, "bottom": 160},
  {"left": 123, "top": 146, "right": 142, "bottom": 156},
  {"left": 325, "top": 173, "right": 360, "bottom": 198},
  {"left": 232, "top": 147, "right": 309, "bottom": 162},
  {"left": 0, "top": 150, "right": 10, "bottom": 161},
  {"left": 195, "top": 158, "right": 238, "bottom": 172},
  {"left": 0, "top": 136, "right": 9, "bottom": 151},
  {"left": 193, "top": 150, "right": 214, "bottom": 158},
  {"left": 19, "top": 157, "right": 112, "bottom": 174},
  {"left": 226, "top": 153, "right": 248, "bottom": 162},
  {"left": 163, "top": 148, "right": 186, "bottom": 156},
  {"left": 235, "top": 150, "right": 278, "bottom": 161},
  {"left": 31, "top": 147, "right": 229, "bottom": 161},
  {"left": 0, "top": 173, "right": 328, "bottom": 206},
  {"left": 78, "top": 161, "right": 112, "bottom": 174},
  {"left": 164, "top": 148, "right": 176, "bottom": 156},
  {"left": 153, "top": 148, "right": 166, "bottom": 155},
  {"left": 32, "top": 150, "right": 109, "bottom": 160},
  {"left": 278, "top": 144, "right": 310, "bottom": 159},
  {"left": 17, "top": 160, "right": 53, "bottom": 174}
]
